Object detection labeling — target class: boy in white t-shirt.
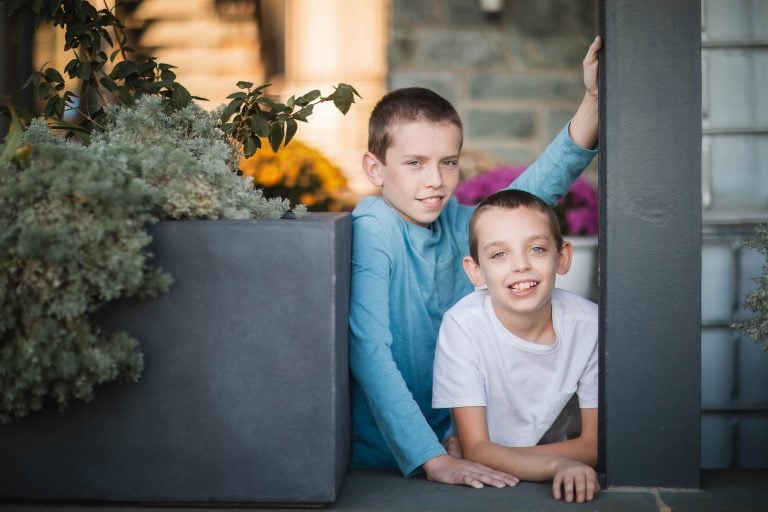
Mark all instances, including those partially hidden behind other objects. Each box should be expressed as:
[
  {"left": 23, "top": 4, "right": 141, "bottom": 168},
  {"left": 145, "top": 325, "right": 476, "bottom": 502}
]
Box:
[{"left": 432, "top": 189, "right": 599, "bottom": 503}]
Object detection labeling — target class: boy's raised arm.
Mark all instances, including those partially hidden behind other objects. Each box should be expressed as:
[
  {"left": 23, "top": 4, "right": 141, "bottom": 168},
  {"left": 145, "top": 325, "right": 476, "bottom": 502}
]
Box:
[
  {"left": 509, "top": 36, "right": 601, "bottom": 205},
  {"left": 567, "top": 35, "right": 600, "bottom": 149}
]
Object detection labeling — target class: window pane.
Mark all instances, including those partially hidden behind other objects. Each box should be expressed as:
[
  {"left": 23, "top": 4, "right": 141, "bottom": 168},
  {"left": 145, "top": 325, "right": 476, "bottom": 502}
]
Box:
[
  {"left": 704, "top": 0, "right": 768, "bottom": 40},
  {"left": 705, "top": 134, "right": 768, "bottom": 213},
  {"left": 704, "top": 50, "right": 768, "bottom": 129}
]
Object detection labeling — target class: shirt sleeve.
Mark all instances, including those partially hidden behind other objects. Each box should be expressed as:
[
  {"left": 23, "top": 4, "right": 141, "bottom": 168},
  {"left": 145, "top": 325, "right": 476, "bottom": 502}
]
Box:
[
  {"left": 432, "top": 313, "right": 487, "bottom": 409},
  {"left": 508, "top": 121, "right": 598, "bottom": 205},
  {"left": 349, "top": 214, "right": 446, "bottom": 476}
]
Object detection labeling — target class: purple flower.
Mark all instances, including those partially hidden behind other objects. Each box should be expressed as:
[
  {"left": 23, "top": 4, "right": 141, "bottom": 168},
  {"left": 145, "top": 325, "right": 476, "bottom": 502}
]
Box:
[{"left": 455, "top": 165, "right": 599, "bottom": 236}]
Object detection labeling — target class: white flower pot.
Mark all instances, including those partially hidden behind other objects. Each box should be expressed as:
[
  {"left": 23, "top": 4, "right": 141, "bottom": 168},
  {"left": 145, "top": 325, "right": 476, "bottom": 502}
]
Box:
[{"left": 556, "top": 235, "right": 598, "bottom": 300}]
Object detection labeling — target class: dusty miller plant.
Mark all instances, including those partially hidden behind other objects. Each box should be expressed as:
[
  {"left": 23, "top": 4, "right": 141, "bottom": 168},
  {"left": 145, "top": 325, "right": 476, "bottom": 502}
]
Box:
[
  {"left": 0, "top": 0, "right": 359, "bottom": 423},
  {"left": 733, "top": 223, "right": 768, "bottom": 352}
]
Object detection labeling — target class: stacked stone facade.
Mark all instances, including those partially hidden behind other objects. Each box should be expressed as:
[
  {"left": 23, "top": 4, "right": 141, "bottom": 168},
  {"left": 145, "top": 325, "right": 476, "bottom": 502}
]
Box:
[{"left": 388, "top": 0, "right": 597, "bottom": 171}]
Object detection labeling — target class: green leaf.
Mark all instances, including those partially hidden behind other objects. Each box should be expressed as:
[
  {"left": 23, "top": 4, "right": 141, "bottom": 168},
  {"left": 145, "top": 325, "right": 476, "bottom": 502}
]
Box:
[
  {"left": 284, "top": 119, "right": 298, "bottom": 147},
  {"left": 0, "top": 103, "right": 24, "bottom": 163},
  {"left": 48, "top": 120, "right": 92, "bottom": 135},
  {"left": 257, "top": 97, "right": 278, "bottom": 110},
  {"left": 160, "top": 68, "right": 176, "bottom": 81},
  {"left": 268, "top": 122, "right": 284, "bottom": 152},
  {"left": 171, "top": 84, "right": 192, "bottom": 109},
  {"left": 79, "top": 61, "right": 92, "bottom": 81},
  {"left": 247, "top": 115, "right": 270, "bottom": 137},
  {"left": 100, "top": 76, "right": 117, "bottom": 92},
  {"left": 220, "top": 98, "right": 244, "bottom": 123},
  {"left": 226, "top": 91, "right": 247, "bottom": 100},
  {"left": 293, "top": 104, "right": 314, "bottom": 122},
  {"left": 244, "top": 136, "right": 260, "bottom": 158},
  {"left": 295, "top": 89, "right": 321, "bottom": 106},
  {"left": 44, "top": 67, "right": 64, "bottom": 84},
  {"left": 22, "top": 71, "right": 41, "bottom": 91},
  {"left": 331, "top": 84, "right": 357, "bottom": 115},
  {"left": 236, "top": 81, "right": 254, "bottom": 90}
]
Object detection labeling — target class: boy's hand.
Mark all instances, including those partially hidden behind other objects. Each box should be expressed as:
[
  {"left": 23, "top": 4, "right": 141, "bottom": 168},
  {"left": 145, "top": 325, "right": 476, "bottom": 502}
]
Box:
[
  {"left": 583, "top": 35, "right": 602, "bottom": 100},
  {"left": 443, "top": 435, "right": 462, "bottom": 458},
  {"left": 423, "top": 454, "right": 519, "bottom": 489},
  {"left": 552, "top": 460, "right": 600, "bottom": 503}
]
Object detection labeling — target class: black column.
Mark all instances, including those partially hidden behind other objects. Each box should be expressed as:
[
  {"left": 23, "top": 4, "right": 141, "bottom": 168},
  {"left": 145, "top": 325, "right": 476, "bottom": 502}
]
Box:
[
  {"left": 0, "top": 6, "right": 35, "bottom": 135},
  {"left": 599, "top": 0, "right": 702, "bottom": 488}
]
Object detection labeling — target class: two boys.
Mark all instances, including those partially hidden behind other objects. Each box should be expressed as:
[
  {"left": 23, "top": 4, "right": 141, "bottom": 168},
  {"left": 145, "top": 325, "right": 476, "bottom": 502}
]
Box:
[{"left": 349, "top": 36, "right": 601, "bottom": 502}]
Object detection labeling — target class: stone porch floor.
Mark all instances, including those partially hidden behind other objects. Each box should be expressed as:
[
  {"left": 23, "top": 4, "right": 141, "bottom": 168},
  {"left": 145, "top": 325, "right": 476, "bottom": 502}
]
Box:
[{"left": 2, "top": 468, "right": 767, "bottom": 512}]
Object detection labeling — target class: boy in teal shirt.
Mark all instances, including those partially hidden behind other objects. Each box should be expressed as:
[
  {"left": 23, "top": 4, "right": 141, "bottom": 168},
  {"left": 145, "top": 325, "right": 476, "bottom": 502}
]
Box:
[{"left": 350, "top": 36, "right": 601, "bottom": 489}]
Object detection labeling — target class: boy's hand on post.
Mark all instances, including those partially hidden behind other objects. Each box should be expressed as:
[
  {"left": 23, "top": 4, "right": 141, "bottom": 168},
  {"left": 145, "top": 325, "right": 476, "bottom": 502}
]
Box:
[
  {"left": 569, "top": 35, "right": 601, "bottom": 149},
  {"left": 423, "top": 454, "right": 519, "bottom": 489},
  {"left": 583, "top": 35, "right": 601, "bottom": 101},
  {"left": 551, "top": 459, "right": 600, "bottom": 503}
]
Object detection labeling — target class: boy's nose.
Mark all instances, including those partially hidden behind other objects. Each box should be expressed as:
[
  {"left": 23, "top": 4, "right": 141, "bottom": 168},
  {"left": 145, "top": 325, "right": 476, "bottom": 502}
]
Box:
[
  {"left": 510, "top": 254, "right": 531, "bottom": 272},
  {"left": 423, "top": 164, "right": 443, "bottom": 188}
]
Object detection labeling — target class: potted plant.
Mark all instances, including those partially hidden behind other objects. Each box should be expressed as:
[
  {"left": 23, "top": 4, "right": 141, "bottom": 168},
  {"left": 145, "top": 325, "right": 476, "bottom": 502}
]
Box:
[
  {"left": 0, "top": 0, "right": 357, "bottom": 504},
  {"left": 455, "top": 165, "right": 599, "bottom": 298}
]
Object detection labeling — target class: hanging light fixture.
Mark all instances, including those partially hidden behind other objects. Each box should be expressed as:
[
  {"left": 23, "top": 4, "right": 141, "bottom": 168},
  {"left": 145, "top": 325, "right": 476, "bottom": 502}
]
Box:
[{"left": 479, "top": 0, "right": 504, "bottom": 13}]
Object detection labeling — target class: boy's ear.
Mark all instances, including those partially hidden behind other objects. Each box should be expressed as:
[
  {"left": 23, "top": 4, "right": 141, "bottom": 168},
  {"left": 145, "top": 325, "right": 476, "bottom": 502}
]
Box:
[
  {"left": 463, "top": 255, "right": 486, "bottom": 287},
  {"left": 556, "top": 241, "right": 574, "bottom": 275},
  {"left": 362, "top": 152, "right": 384, "bottom": 187}
]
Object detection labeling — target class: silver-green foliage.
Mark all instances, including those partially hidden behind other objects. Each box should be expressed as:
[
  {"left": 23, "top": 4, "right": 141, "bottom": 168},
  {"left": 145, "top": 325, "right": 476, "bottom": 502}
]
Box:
[
  {"left": 734, "top": 223, "right": 768, "bottom": 352},
  {"left": 0, "top": 97, "right": 302, "bottom": 423}
]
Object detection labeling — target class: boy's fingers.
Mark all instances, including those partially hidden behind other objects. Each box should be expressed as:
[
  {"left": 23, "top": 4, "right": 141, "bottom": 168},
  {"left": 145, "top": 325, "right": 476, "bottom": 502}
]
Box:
[
  {"left": 552, "top": 474, "right": 563, "bottom": 500},
  {"left": 563, "top": 475, "right": 575, "bottom": 503},
  {"left": 575, "top": 476, "right": 587, "bottom": 503},
  {"left": 587, "top": 474, "right": 600, "bottom": 501},
  {"left": 473, "top": 463, "right": 519, "bottom": 487},
  {"left": 462, "top": 475, "right": 484, "bottom": 489}
]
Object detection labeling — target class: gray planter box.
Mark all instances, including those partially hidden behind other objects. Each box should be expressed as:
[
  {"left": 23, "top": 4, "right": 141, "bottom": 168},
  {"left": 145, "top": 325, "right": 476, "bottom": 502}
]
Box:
[{"left": 0, "top": 213, "right": 351, "bottom": 505}]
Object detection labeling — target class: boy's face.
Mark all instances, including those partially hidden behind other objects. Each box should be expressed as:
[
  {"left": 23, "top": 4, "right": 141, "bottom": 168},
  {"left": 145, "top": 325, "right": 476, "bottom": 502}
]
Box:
[
  {"left": 463, "top": 206, "right": 572, "bottom": 331},
  {"left": 363, "top": 120, "right": 461, "bottom": 227}
]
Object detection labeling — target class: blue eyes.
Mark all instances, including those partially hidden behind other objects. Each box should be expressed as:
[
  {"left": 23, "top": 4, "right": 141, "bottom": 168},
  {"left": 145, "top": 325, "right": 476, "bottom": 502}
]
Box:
[
  {"left": 405, "top": 160, "right": 458, "bottom": 168},
  {"left": 488, "top": 247, "right": 546, "bottom": 259}
]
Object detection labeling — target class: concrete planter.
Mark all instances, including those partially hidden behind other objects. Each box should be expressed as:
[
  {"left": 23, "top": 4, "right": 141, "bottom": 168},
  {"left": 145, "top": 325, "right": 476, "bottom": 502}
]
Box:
[{"left": 0, "top": 213, "right": 351, "bottom": 505}]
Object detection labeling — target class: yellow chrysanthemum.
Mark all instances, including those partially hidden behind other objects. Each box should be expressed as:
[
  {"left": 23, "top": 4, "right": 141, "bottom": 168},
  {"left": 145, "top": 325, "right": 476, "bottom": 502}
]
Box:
[{"left": 239, "top": 138, "right": 355, "bottom": 212}]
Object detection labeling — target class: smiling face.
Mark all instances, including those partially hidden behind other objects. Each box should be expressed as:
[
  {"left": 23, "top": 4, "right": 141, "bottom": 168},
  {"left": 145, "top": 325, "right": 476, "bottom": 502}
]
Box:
[
  {"left": 463, "top": 205, "right": 572, "bottom": 338},
  {"left": 362, "top": 120, "right": 461, "bottom": 227}
]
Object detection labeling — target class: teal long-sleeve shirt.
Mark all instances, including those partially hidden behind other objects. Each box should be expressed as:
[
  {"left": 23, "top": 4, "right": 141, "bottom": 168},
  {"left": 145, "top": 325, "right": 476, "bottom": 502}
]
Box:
[{"left": 349, "top": 123, "right": 597, "bottom": 476}]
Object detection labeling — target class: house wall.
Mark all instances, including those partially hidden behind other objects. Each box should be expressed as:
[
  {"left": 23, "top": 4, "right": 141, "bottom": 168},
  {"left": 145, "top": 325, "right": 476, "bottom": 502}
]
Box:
[{"left": 387, "top": 0, "right": 598, "bottom": 173}]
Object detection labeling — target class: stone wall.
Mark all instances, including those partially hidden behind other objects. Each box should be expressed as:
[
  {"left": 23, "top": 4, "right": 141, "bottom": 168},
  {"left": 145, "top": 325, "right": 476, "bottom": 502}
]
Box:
[{"left": 388, "top": 0, "right": 598, "bottom": 174}]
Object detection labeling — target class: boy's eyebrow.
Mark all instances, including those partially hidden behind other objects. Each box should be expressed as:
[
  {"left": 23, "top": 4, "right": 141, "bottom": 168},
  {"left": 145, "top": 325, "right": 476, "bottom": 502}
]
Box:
[
  {"left": 481, "top": 233, "right": 553, "bottom": 250},
  {"left": 399, "top": 152, "right": 460, "bottom": 160}
]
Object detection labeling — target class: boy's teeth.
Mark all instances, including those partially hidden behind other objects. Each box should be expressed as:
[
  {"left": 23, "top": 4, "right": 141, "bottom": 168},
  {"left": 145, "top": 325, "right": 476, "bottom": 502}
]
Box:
[{"left": 511, "top": 281, "right": 537, "bottom": 291}]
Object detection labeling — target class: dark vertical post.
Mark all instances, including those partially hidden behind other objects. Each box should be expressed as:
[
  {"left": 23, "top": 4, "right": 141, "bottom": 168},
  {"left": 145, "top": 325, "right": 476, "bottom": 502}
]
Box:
[
  {"left": 0, "top": 5, "right": 35, "bottom": 135},
  {"left": 599, "top": 0, "right": 701, "bottom": 488}
]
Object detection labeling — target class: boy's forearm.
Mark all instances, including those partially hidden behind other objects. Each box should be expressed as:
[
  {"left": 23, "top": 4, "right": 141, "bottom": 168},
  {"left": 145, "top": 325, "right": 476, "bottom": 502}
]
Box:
[
  {"left": 464, "top": 441, "right": 563, "bottom": 482},
  {"left": 515, "top": 436, "right": 598, "bottom": 468},
  {"left": 568, "top": 92, "right": 599, "bottom": 150}
]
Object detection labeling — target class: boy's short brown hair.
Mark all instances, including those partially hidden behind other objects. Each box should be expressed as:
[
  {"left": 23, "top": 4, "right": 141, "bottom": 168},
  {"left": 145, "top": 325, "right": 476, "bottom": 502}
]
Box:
[
  {"left": 468, "top": 189, "right": 564, "bottom": 263},
  {"left": 368, "top": 87, "right": 463, "bottom": 163}
]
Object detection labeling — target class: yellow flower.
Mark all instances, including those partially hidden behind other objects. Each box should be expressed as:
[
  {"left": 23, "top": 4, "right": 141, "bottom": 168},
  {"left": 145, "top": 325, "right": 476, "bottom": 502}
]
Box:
[{"left": 239, "top": 138, "right": 355, "bottom": 211}]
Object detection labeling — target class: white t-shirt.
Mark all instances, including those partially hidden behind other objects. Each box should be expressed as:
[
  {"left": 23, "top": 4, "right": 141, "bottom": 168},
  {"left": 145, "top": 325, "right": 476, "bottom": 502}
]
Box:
[{"left": 432, "top": 288, "right": 598, "bottom": 448}]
